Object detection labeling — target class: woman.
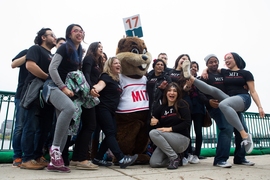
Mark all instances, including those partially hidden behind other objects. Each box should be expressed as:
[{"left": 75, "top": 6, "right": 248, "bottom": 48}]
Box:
[
  {"left": 90, "top": 57, "right": 138, "bottom": 169},
  {"left": 168, "top": 54, "right": 193, "bottom": 164},
  {"left": 147, "top": 59, "right": 171, "bottom": 118},
  {"left": 146, "top": 59, "right": 171, "bottom": 157},
  {"left": 68, "top": 42, "right": 104, "bottom": 169},
  {"left": 183, "top": 52, "right": 265, "bottom": 154},
  {"left": 149, "top": 82, "right": 191, "bottom": 170},
  {"left": 43, "top": 24, "right": 86, "bottom": 173},
  {"left": 187, "top": 61, "right": 207, "bottom": 164},
  {"left": 88, "top": 50, "right": 107, "bottom": 161}
]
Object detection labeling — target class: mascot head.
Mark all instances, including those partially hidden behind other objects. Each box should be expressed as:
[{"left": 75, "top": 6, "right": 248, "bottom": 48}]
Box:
[{"left": 116, "top": 37, "right": 152, "bottom": 79}]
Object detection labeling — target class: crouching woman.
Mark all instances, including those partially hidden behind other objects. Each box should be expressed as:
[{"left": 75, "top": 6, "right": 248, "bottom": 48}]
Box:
[{"left": 149, "top": 82, "right": 191, "bottom": 170}]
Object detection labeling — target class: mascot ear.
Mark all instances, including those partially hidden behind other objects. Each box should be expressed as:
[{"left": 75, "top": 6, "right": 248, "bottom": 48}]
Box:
[{"left": 116, "top": 38, "right": 127, "bottom": 54}]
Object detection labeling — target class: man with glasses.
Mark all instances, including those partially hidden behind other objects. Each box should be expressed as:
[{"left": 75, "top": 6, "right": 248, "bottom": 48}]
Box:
[{"left": 20, "top": 28, "right": 57, "bottom": 170}]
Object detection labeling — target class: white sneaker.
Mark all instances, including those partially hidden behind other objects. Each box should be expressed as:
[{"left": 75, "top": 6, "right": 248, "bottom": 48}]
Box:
[
  {"left": 215, "top": 161, "right": 232, "bottom": 168},
  {"left": 182, "top": 60, "right": 191, "bottom": 78},
  {"left": 241, "top": 133, "right": 254, "bottom": 154},
  {"left": 187, "top": 154, "right": 193, "bottom": 163},
  {"left": 190, "top": 155, "right": 200, "bottom": 164},
  {"left": 182, "top": 157, "right": 188, "bottom": 166}
]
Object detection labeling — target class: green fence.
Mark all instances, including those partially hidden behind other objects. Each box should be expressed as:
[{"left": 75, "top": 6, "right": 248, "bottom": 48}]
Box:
[{"left": 0, "top": 90, "right": 269, "bottom": 162}]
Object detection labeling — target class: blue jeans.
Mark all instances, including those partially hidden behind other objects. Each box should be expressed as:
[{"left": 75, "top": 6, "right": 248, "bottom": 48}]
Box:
[
  {"left": 12, "top": 99, "right": 26, "bottom": 160},
  {"left": 21, "top": 99, "right": 54, "bottom": 162},
  {"left": 21, "top": 103, "right": 40, "bottom": 162},
  {"left": 209, "top": 108, "right": 247, "bottom": 165}
]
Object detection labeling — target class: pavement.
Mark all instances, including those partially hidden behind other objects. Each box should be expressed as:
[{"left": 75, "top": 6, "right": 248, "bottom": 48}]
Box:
[{"left": 0, "top": 155, "right": 269, "bottom": 180}]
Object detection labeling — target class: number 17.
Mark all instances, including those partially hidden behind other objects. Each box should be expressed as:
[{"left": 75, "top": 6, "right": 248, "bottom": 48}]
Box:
[{"left": 125, "top": 16, "right": 139, "bottom": 29}]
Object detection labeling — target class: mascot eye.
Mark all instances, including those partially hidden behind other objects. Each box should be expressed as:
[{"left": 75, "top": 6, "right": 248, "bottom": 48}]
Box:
[
  {"left": 142, "top": 49, "right": 147, "bottom": 54},
  {"left": 131, "top": 48, "right": 140, "bottom": 54}
]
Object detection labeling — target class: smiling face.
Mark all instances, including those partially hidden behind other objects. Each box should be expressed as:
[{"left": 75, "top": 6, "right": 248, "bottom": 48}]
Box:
[
  {"left": 207, "top": 57, "right": 219, "bottom": 73},
  {"left": 176, "top": 55, "right": 190, "bottom": 70},
  {"left": 224, "top": 53, "right": 237, "bottom": 70},
  {"left": 166, "top": 86, "right": 178, "bottom": 105},
  {"left": 69, "top": 26, "right": 84, "bottom": 45},
  {"left": 111, "top": 58, "right": 121, "bottom": 75},
  {"left": 190, "top": 62, "right": 198, "bottom": 77}
]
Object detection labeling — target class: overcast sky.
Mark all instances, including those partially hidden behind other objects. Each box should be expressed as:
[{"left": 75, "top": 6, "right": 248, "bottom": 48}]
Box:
[{"left": 0, "top": 0, "right": 269, "bottom": 117}]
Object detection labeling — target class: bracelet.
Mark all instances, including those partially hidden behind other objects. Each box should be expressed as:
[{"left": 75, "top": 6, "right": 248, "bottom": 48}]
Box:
[{"left": 258, "top": 107, "right": 263, "bottom": 109}]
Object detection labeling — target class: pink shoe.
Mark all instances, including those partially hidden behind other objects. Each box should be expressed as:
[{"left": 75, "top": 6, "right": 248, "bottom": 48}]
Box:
[{"left": 49, "top": 147, "right": 64, "bottom": 168}]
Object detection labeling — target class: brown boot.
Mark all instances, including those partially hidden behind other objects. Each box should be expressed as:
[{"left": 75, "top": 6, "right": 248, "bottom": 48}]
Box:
[{"left": 20, "top": 160, "right": 45, "bottom": 170}]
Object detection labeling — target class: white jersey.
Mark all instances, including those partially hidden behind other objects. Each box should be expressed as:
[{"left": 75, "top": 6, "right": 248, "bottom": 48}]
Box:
[{"left": 116, "top": 74, "right": 149, "bottom": 113}]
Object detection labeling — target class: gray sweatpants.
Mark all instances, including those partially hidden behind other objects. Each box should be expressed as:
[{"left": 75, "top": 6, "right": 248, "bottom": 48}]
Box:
[
  {"left": 193, "top": 79, "right": 245, "bottom": 132},
  {"left": 149, "top": 129, "right": 190, "bottom": 168},
  {"left": 49, "top": 88, "right": 76, "bottom": 152}
]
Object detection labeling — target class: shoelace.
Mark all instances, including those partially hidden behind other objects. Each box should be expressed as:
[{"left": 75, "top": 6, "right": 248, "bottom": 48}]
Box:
[
  {"left": 241, "top": 139, "right": 249, "bottom": 146},
  {"left": 52, "top": 150, "right": 62, "bottom": 160}
]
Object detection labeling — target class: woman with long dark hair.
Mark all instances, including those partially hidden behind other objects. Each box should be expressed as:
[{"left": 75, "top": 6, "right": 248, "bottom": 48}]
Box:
[
  {"left": 43, "top": 24, "right": 90, "bottom": 173},
  {"left": 149, "top": 82, "right": 191, "bottom": 170}
]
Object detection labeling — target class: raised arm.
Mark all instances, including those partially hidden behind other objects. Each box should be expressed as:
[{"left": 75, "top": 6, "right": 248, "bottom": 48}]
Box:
[{"left": 11, "top": 55, "right": 26, "bottom": 68}]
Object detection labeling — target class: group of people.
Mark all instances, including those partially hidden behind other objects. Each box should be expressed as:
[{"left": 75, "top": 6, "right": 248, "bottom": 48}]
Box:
[
  {"left": 11, "top": 23, "right": 265, "bottom": 173},
  {"left": 11, "top": 24, "right": 138, "bottom": 173},
  {"left": 146, "top": 52, "right": 265, "bottom": 170}
]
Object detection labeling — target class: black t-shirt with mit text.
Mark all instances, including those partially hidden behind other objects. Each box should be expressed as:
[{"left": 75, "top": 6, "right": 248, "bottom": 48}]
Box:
[{"left": 221, "top": 69, "right": 254, "bottom": 96}]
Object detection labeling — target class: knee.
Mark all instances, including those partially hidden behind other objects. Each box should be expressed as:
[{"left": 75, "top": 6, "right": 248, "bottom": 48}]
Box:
[
  {"left": 149, "top": 129, "right": 158, "bottom": 139},
  {"left": 218, "top": 102, "right": 225, "bottom": 110},
  {"left": 149, "top": 159, "right": 159, "bottom": 168}
]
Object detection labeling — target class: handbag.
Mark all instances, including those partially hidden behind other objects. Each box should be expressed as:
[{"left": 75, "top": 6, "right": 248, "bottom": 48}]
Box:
[{"left": 202, "top": 110, "right": 212, "bottom": 127}]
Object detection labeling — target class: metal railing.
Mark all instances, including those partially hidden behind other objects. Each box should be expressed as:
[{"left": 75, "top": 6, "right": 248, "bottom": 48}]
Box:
[{"left": 0, "top": 90, "right": 269, "bottom": 151}]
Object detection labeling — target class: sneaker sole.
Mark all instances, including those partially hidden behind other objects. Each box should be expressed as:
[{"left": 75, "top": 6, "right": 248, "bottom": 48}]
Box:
[
  {"left": 76, "top": 166, "right": 99, "bottom": 170},
  {"left": 20, "top": 166, "right": 45, "bottom": 170},
  {"left": 182, "top": 60, "right": 191, "bottom": 78},
  {"left": 76, "top": 163, "right": 99, "bottom": 170},
  {"left": 214, "top": 163, "right": 232, "bottom": 168},
  {"left": 246, "top": 134, "right": 254, "bottom": 154},
  {"left": 46, "top": 168, "right": 71, "bottom": 173},
  {"left": 215, "top": 165, "right": 232, "bottom": 168},
  {"left": 189, "top": 161, "right": 200, "bottom": 164}
]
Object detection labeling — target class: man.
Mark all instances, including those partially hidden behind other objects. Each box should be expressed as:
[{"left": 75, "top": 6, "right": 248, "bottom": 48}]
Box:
[
  {"left": 20, "top": 28, "right": 56, "bottom": 170},
  {"left": 55, "top": 37, "right": 66, "bottom": 49},
  {"left": 157, "top": 53, "right": 168, "bottom": 65},
  {"left": 201, "top": 54, "right": 254, "bottom": 168},
  {"left": 11, "top": 49, "right": 28, "bottom": 167},
  {"left": 148, "top": 53, "right": 172, "bottom": 75}
]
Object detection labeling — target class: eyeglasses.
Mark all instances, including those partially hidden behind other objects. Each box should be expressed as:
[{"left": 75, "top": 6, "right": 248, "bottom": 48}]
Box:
[
  {"left": 71, "top": 29, "right": 85, "bottom": 34},
  {"left": 44, "top": 34, "right": 56, "bottom": 39},
  {"left": 224, "top": 56, "right": 233, "bottom": 61}
]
